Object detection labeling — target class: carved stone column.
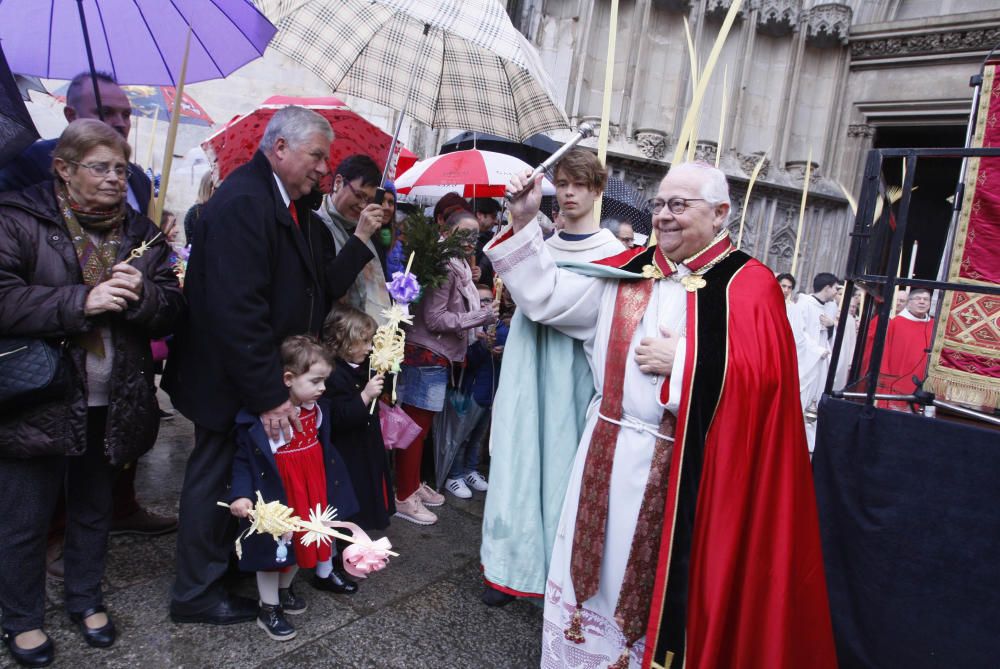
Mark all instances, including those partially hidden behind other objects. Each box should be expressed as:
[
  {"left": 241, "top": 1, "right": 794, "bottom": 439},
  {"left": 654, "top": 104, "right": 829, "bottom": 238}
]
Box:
[
  {"left": 671, "top": 2, "right": 705, "bottom": 148},
  {"left": 845, "top": 123, "right": 876, "bottom": 194},
  {"left": 773, "top": 1, "right": 806, "bottom": 168},
  {"left": 727, "top": 0, "right": 759, "bottom": 155},
  {"left": 623, "top": 0, "right": 654, "bottom": 136},
  {"left": 565, "top": 0, "right": 597, "bottom": 124}
]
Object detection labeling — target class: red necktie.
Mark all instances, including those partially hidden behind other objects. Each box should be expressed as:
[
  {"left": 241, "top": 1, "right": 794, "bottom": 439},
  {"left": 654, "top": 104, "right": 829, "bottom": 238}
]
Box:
[{"left": 288, "top": 201, "right": 299, "bottom": 228}]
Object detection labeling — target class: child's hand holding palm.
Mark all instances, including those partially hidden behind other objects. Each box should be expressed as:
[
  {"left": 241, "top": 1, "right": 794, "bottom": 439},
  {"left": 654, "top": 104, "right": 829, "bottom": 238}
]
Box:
[{"left": 362, "top": 373, "right": 385, "bottom": 405}]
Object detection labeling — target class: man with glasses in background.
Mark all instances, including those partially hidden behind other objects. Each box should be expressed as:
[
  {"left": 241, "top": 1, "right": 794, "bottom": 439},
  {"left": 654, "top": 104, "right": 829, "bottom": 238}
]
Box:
[
  {"left": 0, "top": 72, "right": 174, "bottom": 562},
  {"left": 488, "top": 160, "right": 835, "bottom": 668},
  {"left": 0, "top": 72, "right": 152, "bottom": 213},
  {"left": 314, "top": 154, "right": 389, "bottom": 325}
]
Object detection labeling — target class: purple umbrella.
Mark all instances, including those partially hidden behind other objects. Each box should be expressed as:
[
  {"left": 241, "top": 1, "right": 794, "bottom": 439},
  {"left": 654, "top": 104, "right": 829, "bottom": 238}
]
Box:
[{"left": 0, "top": 0, "right": 275, "bottom": 86}]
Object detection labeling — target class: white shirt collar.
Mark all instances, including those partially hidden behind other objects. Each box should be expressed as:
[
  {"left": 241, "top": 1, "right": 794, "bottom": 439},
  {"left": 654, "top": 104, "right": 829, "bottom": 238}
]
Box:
[
  {"left": 899, "top": 308, "right": 930, "bottom": 322},
  {"left": 273, "top": 172, "right": 291, "bottom": 208}
]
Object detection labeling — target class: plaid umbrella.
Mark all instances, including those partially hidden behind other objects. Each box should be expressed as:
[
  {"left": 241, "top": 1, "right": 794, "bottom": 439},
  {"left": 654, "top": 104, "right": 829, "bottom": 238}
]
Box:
[
  {"left": 252, "top": 0, "right": 568, "bottom": 142},
  {"left": 394, "top": 149, "right": 554, "bottom": 199},
  {"left": 201, "top": 95, "right": 418, "bottom": 188},
  {"left": 0, "top": 43, "right": 39, "bottom": 169}
]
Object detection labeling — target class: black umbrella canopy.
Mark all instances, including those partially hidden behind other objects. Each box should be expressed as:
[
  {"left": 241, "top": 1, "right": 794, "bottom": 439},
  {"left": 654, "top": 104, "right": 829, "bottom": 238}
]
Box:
[
  {"left": 439, "top": 131, "right": 560, "bottom": 167},
  {"left": 0, "top": 43, "right": 39, "bottom": 170}
]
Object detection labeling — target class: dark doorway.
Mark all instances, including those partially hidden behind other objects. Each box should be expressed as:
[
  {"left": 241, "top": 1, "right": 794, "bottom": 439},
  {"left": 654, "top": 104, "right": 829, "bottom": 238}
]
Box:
[{"left": 872, "top": 125, "right": 966, "bottom": 280}]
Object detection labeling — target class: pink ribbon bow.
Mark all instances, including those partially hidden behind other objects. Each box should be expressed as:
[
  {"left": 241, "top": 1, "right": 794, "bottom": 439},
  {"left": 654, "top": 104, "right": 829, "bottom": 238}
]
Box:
[{"left": 327, "top": 521, "right": 393, "bottom": 578}]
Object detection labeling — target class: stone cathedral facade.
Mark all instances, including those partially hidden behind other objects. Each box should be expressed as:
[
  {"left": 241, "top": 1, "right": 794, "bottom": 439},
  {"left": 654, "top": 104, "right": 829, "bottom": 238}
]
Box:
[{"left": 502, "top": 0, "right": 1000, "bottom": 284}]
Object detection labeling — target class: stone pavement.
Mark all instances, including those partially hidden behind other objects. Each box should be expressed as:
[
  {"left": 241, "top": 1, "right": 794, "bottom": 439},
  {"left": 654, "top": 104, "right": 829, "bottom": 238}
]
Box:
[{"left": 5, "top": 395, "right": 543, "bottom": 669}]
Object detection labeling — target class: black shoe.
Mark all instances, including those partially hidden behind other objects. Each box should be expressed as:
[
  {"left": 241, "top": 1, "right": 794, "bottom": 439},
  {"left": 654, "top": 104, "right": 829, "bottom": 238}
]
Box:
[
  {"left": 170, "top": 594, "right": 258, "bottom": 625},
  {"left": 1, "top": 629, "right": 54, "bottom": 668},
  {"left": 68, "top": 605, "right": 115, "bottom": 649},
  {"left": 279, "top": 586, "right": 307, "bottom": 615},
  {"left": 256, "top": 604, "right": 296, "bottom": 641},
  {"left": 480, "top": 587, "right": 516, "bottom": 607},
  {"left": 312, "top": 568, "right": 358, "bottom": 595}
]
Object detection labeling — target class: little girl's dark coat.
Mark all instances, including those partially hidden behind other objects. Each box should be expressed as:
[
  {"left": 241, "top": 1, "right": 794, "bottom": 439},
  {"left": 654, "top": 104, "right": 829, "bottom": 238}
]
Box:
[
  {"left": 228, "top": 399, "right": 360, "bottom": 571},
  {"left": 323, "top": 357, "right": 396, "bottom": 530}
]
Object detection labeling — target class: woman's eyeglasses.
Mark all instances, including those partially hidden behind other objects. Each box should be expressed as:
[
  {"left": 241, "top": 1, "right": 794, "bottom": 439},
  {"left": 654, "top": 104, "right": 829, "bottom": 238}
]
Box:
[{"left": 70, "top": 161, "right": 131, "bottom": 180}]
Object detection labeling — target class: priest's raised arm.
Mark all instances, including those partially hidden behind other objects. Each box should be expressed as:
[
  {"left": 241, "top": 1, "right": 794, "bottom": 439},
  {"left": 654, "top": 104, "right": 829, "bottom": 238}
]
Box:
[{"left": 484, "top": 172, "right": 603, "bottom": 340}]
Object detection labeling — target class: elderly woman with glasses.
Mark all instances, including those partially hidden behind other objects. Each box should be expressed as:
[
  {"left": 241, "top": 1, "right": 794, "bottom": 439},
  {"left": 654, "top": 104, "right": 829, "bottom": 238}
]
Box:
[{"left": 0, "top": 119, "right": 183, "bottom": 667}]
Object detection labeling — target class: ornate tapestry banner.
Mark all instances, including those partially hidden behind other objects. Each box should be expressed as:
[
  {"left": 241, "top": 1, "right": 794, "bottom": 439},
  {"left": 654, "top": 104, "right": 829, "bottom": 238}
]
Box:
[{"left": 926, "top": 61, "right": 1000, "bottom": 408}]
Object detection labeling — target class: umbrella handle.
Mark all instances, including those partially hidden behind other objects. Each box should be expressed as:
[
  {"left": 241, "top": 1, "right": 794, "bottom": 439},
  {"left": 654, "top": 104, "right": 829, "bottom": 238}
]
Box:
[
  {"left": 504, "top": 122, "right": 595, "bottom": 203},
  {"left": 374, "top": 187, "right": 385, "bottom": 205}
]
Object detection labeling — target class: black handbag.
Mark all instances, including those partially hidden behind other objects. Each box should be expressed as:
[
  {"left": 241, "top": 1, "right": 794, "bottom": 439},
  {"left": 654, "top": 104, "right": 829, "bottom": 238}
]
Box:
[{"left": 0, "top": 337, "right": 70, "bottom": 414}]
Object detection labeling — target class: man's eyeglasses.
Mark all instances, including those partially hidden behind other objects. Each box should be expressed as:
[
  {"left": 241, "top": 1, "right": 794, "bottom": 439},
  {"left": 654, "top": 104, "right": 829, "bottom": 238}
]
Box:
[
  {"left": 647, "top": 197, "right": 706, "bottom": 215},
  {"left": 70, "top": 161, "right": 131, "bottom": 180},
  {"left": 344, "top": 180, "right": 373, "bottom": 205}
]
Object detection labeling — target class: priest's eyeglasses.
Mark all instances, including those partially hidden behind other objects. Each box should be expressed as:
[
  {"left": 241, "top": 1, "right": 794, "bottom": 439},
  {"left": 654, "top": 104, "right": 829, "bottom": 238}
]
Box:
[
  {"left": 647, "top": 197, "right": 706, "bottom": 215},
  {"left": 70, "top": 161, "right": 132, "bottom": 180}
]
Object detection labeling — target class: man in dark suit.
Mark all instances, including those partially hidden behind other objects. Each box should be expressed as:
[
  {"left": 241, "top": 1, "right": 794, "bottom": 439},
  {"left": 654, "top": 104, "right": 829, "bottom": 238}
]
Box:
[
  {"left": 163, "top": 105, "right": 383, "bottom": 624},
  {"left": 0, "top": 72, "right": 152, "bottom": 210},
  {"left": 0, "top": 73, "right": 174, "bottom": 547}
]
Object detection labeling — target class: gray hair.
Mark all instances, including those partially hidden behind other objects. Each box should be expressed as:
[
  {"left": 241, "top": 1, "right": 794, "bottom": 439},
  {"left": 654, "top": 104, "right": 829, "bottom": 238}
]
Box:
[
  {"left": 602, "top": 218, "right": 629, "bottom": 234},
  {"left": 667, "top": 161, "right": 731, "bottom": 208},
  {"left": 260, "top": 106, "right": 334, "bottom": 154}
]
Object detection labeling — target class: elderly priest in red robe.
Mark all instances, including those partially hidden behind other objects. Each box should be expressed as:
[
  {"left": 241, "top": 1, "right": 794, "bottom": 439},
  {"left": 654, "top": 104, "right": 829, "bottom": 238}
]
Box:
[
  {"left": 863, "top": 287, "right": 935, "bottom": 411},
  {"left": 485, "top": 161, "right": 837, "bottom": 669}
]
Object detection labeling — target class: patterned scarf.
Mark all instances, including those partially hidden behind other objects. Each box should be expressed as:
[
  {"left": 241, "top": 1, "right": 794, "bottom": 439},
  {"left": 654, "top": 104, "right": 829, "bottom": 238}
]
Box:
[
  {"left": 55, "top": 181, "right": 125, "bottom": 356},
  {"left": 55, "top": 181, "right": 125, "bottom": 287}
]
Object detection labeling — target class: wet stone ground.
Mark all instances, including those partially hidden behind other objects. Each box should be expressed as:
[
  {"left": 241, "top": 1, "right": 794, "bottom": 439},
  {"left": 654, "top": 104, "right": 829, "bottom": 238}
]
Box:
[{"left": 4, "top": 391, "right": 542, "bottom": 669}]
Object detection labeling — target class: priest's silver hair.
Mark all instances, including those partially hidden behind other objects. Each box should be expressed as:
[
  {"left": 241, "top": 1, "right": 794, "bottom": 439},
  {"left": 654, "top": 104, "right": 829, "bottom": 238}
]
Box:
[
  {"left": 667, "top": 161, "right": 731, "bottom": 209},
  {"left": 261, "top": 105, "right": 334, "bottom": 153}
]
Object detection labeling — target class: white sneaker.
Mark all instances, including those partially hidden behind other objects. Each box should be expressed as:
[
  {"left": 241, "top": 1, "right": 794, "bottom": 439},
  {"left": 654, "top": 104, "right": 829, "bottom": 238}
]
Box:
[
  {"left": 464, "top": 471, "right": 488, "bottom": 492},
  {"left": 445, "top": 477, "right": 473, "bottom": 499}
]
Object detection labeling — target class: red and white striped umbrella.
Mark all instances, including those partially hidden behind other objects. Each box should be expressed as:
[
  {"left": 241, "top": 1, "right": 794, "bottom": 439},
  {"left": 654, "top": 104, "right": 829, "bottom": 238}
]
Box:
[{"left": 394, "top": 149, "right": 554, "bottom": 199}]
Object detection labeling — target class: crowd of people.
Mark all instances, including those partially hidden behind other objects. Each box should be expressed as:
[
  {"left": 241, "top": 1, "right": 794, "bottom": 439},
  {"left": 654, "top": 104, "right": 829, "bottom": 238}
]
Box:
[
  {"left": 780, "top": 267, "right": 936, "bottom": 452},
  {"left": 0, "top": 70, "right": 936, "bottom": 669}
]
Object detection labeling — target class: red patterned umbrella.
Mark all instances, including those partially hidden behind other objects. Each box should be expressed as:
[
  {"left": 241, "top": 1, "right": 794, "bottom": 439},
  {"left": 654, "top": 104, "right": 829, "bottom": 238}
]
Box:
[
  {"left": 201, "top": 95, "right": 418, "bottom": 189},
  {"left": 394, "top": 149, "right": 554, "bottom": 198}
]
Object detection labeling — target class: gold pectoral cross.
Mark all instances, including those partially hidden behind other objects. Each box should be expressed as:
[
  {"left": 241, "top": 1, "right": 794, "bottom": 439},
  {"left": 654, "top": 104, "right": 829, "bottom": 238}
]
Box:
[{"left": 681, "top": 274, "right": 707, "bottom": 292}]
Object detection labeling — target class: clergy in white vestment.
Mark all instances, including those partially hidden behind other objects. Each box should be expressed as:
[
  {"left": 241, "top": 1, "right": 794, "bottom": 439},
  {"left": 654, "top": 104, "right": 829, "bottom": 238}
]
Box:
[
  {"left": 833, "top": 287, "right": 862, "bottom": 390},
  {"left": 789, "top": 273, "right": 839, "bottom": 451},
  {"left": 486, "top": 162, "right": 836, "bottom": 669}
]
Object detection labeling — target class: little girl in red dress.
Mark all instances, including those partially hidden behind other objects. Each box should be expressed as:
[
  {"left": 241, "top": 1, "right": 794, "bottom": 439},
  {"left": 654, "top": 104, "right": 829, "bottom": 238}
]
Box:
[{"left": 228, "top": 335, "right": 359, "bottom": 641}]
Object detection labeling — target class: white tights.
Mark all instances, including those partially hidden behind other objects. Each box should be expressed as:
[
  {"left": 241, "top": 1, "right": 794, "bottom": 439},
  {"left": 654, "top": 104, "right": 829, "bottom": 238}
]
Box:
[{"left": 256, "top": 566, "right": 299, "bottom": 606}]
